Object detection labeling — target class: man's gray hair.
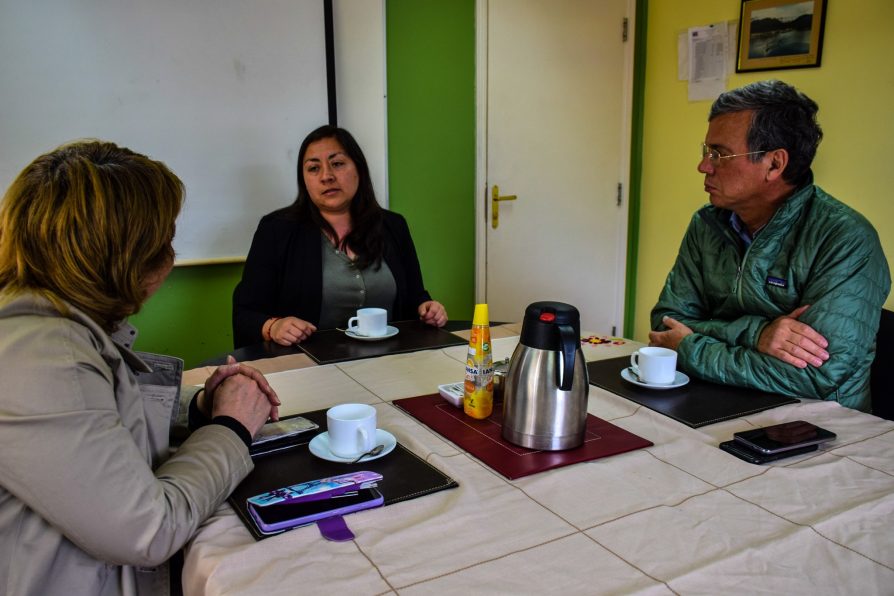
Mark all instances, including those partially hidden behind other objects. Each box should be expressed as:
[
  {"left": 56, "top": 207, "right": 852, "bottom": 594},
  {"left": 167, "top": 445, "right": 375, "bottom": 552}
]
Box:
[{"left": 710, "top": 80, "right": 822, "bottom": 185}]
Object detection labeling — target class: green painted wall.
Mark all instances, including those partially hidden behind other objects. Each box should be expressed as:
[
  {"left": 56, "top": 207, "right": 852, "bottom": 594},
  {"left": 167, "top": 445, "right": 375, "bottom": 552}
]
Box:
[
  {"left": 623, "top": 0, "right": 648, "bottom": 337},
  {"left": 130, "top": 263, "right": 243, "bottom": 367},
  {"left": 385, "top": 0, "right": 476, "bottom": 323},
  {"left": 132, "top": 1, "right": 478, "bottom": 368}
]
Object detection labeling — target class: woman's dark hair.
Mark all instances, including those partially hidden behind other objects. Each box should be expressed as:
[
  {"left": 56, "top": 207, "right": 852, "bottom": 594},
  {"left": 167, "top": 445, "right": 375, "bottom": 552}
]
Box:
[
  {"left": 710, "top": 80, "right": 823, "bottom": 186},
  {"left": 289, "top": 125, "right": 384, "bottom": 269}
]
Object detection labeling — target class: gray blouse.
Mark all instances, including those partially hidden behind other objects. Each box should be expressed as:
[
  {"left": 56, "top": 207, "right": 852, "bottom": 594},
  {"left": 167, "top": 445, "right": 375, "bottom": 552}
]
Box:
[{"left": 318, "top": 234, "right": 397, "bottom": 329}]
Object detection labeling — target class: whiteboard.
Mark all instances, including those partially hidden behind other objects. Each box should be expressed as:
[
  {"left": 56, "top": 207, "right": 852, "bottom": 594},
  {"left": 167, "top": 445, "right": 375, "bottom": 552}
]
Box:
[{"left": 0, "top": 0, "right": 329, "bottom": 263}]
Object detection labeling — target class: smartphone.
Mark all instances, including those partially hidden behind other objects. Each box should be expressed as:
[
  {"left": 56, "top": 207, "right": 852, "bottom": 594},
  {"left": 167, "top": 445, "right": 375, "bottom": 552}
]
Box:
[
  {"left": 733, "top": 420, "right": 836, "bottom": 455},
  {"left": 248, "top": 487, "right": 384, "bottom": 535},
  {"left": 719, "top": 440, "right": 818, "bottom": 465},
  {"left": 249, "top": 416, "right": 319, "bottom": 457},
  {"left": 252, "top": 416, "right": 318, "bottom": 445}
]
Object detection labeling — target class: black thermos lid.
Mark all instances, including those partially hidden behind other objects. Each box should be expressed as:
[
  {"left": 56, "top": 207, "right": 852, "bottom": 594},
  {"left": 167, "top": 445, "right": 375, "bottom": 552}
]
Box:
[{"left": 519, "top": 301, "right": 581, "bottom": 351}]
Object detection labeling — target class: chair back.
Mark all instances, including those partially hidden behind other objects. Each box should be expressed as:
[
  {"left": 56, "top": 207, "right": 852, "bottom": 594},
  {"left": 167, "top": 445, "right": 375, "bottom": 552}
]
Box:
[{"left": 871, "top": 308, "right": 894, "bottom": 420}]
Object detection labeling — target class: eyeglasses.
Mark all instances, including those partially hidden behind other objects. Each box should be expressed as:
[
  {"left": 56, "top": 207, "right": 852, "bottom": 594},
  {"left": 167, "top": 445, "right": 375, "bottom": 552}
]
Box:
[{"left": 701, "top": 143, "right": 767, "bottom": 163}]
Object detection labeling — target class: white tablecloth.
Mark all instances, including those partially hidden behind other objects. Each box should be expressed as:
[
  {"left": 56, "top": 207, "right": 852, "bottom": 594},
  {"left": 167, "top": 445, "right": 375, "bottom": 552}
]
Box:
[{"left": 183, "top": 333, "right": 894, "bottom": 595}]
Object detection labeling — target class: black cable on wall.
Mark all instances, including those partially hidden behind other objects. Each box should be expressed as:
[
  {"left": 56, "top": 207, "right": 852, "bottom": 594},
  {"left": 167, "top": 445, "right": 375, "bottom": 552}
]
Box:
[{"left": 324, "top": 0, "right": 337, "bottom": 125}]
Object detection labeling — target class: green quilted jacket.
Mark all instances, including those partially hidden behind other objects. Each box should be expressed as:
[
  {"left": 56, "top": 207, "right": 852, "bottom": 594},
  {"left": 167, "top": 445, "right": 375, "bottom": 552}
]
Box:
[{"left": 651, "top": 181, "right": 890, "bottom": 412}]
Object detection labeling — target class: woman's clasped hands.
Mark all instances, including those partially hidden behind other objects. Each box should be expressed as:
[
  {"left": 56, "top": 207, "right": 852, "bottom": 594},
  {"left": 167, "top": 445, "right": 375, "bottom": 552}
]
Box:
[{"left": 198, "top": 355, "right": 281, "bottom": 436}]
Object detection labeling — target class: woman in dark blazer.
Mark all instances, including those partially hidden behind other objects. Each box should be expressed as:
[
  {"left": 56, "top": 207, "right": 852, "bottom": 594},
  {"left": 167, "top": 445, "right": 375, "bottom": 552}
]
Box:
[{"left": 233, "top": 125, "right": 447, "bottom": 348}]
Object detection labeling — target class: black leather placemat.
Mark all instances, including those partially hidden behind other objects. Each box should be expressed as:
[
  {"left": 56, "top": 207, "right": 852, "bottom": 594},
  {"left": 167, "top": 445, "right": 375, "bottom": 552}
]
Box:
[
  {"left": 229, "top": 407, "right": 459, "bottom": 541},
  {"left": 298, "top": 320, "right": 467, "bottom": 365},
  {"left": 587, "top": 356, "right": 799, "bottom": 428}
]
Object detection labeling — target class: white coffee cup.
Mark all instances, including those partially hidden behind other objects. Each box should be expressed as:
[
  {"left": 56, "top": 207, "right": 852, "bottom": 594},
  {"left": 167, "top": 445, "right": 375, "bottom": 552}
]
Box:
[
  {"left": 347, "top": 307, "right": 388, "bottom": 337},
  {"left": 326, "top": 403, "right": 377, "bottom": 458},
  {"left": 630, "top": 347, "right": 677, "bottom": 384}
]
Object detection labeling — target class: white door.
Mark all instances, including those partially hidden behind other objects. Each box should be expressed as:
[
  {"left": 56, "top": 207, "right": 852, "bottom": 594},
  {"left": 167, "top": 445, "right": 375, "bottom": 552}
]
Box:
[{"left": 477, "top": 0, "right": 633, "bottom": 334}]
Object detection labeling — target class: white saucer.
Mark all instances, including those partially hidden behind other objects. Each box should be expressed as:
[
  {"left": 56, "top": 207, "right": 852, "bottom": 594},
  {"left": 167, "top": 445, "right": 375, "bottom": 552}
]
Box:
[
  {"left": 345, "top": 325, "right": 399, "bottom": 341},
  {"left": 308, "top": 429, "right": 397, "bottom": 463},
  {"left": 621, "top": 367, "right": 690, "bottom": 390}
]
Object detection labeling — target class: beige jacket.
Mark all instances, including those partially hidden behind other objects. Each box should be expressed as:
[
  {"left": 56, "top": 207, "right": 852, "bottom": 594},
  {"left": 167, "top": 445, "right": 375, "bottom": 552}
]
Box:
[{"left": 0, "top": 294, "right": 253, "bottom": 596}]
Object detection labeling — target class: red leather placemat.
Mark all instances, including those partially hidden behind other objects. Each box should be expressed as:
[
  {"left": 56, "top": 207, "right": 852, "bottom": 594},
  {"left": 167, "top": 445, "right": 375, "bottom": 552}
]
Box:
[{"left": 393, "top": 394, "right": 653, "bottom": 480}]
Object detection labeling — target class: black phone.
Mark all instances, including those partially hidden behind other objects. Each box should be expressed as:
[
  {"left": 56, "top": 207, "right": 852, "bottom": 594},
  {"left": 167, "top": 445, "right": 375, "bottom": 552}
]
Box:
[
  {"left": 719, "top": 440, "right": 818, "bottom": 464},
  {"left": 733, "top": 420, "right": 836, "bottom": 454}
]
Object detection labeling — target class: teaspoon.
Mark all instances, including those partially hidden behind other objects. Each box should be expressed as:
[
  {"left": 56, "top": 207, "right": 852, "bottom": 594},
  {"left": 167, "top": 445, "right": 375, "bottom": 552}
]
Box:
[{"left": 351, "top": 444, "right": 385, "bottom": 463}]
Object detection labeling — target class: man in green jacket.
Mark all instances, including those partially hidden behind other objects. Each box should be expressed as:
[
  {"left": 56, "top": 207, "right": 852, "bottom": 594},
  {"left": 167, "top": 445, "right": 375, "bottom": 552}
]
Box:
[{"left": 650, "top": 80, "right": 890, "bottom": 412}]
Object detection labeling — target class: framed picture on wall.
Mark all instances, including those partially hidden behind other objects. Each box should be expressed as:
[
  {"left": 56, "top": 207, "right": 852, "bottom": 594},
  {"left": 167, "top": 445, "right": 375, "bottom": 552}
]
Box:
[{"left": 736, "top": 0, "right": 827, "bottom": 72}]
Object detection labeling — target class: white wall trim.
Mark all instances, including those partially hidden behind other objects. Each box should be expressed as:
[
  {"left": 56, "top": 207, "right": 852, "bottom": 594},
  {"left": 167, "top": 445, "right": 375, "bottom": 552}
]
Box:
[
  {"left": 333, "top": 0, "right": 388, "bottom": 207},
  {"left": 474, "top": 0, "right": 489, "bottom": 303},
  {"left": 612, "top": 0, "right": 637, "bottom": 333}
]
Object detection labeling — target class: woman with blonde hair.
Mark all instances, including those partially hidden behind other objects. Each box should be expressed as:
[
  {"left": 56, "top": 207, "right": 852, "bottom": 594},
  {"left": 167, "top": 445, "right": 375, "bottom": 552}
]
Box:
[{"left": 0, "top": 141, "right": 279, "bottom": 595}]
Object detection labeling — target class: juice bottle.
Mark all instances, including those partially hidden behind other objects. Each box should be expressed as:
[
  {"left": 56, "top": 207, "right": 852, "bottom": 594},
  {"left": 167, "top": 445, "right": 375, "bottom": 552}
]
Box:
[{"left": 463, "top": 304, "right": 494, "bottom": 419}]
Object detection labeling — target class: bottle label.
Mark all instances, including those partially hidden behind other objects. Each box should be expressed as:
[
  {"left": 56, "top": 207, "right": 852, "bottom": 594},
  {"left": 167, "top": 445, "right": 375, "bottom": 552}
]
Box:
[
  {"left": 464, "top": 324, "right": 494, "bottom": 419},
  {"left": 464, "top": 364, "right": 494, "bottom": 378}
]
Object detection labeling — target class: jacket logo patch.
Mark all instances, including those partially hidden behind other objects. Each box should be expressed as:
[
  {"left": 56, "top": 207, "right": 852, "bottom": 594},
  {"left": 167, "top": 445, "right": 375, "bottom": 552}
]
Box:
[{"left": 766, "top": 276, "right": 788, "bottom": 288}]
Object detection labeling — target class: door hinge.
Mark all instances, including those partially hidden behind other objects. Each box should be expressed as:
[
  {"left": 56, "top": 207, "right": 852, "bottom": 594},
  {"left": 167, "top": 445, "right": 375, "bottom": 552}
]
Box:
[
  {"left": 616, "top": 182, "right": 623, "bottom": 206},
  {"left": 622, "top": 17, "right": 629, "bottom": 43}
]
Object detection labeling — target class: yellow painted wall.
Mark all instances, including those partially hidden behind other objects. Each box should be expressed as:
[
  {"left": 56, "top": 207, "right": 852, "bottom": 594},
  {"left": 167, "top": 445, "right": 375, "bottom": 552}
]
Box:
[{"left": 634, "top": 0, "right": 894, "bottom": 342}]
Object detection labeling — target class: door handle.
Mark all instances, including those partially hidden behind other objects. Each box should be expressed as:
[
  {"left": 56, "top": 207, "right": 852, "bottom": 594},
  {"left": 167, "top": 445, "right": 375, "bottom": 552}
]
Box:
[{"left": 491, "top": 184, "right": 517, "bottom": 229}]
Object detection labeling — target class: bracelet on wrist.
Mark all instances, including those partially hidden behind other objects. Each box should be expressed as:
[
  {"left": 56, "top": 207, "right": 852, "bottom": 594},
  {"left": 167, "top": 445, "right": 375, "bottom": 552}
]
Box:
[{"left": 262, "top": 317, "right": 280, "bottom": 341}]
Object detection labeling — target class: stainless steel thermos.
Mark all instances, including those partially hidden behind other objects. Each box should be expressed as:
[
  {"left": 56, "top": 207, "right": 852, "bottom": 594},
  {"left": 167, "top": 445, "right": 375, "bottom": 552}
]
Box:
[{"left": 501, "top": 301, "right": 589, "bottom": 450}]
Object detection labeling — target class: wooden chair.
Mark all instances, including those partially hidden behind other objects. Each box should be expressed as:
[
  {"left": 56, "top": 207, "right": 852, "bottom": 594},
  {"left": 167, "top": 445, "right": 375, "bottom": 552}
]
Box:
[{"left": 870, "top": 308, "right": 894, "bottom": 420}]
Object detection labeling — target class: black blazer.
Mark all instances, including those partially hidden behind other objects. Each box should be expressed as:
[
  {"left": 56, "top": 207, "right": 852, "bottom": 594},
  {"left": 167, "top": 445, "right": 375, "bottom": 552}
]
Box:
[{"left": 232, "top": 208, "right": 432, "bottom": 348}]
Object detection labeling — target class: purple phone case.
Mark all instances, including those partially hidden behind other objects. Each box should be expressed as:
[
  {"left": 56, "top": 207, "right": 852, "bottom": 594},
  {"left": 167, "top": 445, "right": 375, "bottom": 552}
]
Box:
[
  {"left": 247, "top": 488, "right": 384, "bottom": 534},
  {"left": 247, "top": 471, "right": 383, "bottom": 507}
]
